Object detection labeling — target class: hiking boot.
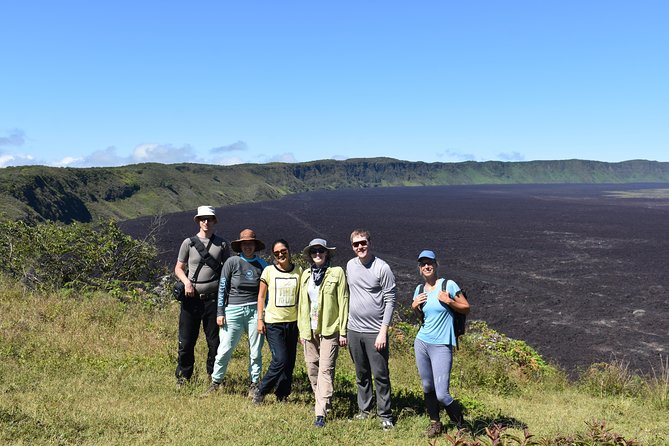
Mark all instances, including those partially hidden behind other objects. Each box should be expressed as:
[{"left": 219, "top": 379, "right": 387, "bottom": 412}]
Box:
[
  {"left": 252, "top": 389, "right": 265, "bottom": 405},
  {"left": 247, "top": 382, "right": 259, "bottom": 399},
  {"left": 426, "top": 421, "right": 443, "bottom": 438},
  {"left": 445, "top": 400, "right": 466, "bottom": 430},
  {"left": 314, "top": 416, "right": 326, "bottom": 428},
  {"left": 381, "top": 419, "right": 395, "bottom": 431},
  {"left": 202, "top": 380, "right": 221, "bottom": 397},
  {"left": 352, "top": 411, "right": 369, "bottom": 420},
  {"left": 175, "top": 376, "right": 188, "bottom": 390}
]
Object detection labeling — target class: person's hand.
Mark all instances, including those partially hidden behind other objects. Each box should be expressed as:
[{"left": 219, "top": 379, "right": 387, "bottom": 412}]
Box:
[
  {"left": 217, "top": 315, "right": 225, "bottom": 327},
  {"left": 299, "top": 338, "right": 306, "bottom": 346},
  {"left": 437, "top": 290, "right": 451, "bottom": 305},
  {"left": 257, "top": 320, "right": 266, "bottom": 335},
  {"left": 412, "top": 293, "right": 427, "bottom": 309},
  {"left": 185, "top": 281, "right": 195, "bottom": 297},
  {"left": 374, "top": 327, "right": 388, "bottom": 351},
  {"left": 339, "top": 335, "right": 348, "bottom": 347}
]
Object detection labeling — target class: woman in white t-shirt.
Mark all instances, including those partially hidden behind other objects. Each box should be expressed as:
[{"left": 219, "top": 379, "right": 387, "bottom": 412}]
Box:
[{"left": 253, "top": 239, "right": 302, "bottom": 404}]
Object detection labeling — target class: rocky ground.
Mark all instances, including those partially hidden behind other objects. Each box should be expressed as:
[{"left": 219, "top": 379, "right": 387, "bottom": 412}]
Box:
[{"left": 121, "top": 183, "right": 669, "bottom": 376}]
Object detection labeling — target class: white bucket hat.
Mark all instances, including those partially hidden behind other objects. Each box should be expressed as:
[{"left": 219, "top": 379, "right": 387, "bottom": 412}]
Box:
[
  {"left": 193, "top": 205, "right": 217, "bottom": 223},
  {"left": 302, "top": 238, "right": 336, "bottom": 257}
]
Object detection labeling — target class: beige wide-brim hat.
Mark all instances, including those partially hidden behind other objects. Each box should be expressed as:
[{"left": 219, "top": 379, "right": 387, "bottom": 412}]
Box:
[
  {"left": 302, "top": 238, "right": 336, "bottom": 257},
  {"left": 231, "top": 228, "right": 265, "bottom": 253},
  {"left": 193, "top": 205, "right": 218, "bottom": 223}
]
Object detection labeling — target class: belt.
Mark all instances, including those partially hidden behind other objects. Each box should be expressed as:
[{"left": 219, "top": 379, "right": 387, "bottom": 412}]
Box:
[{"left": 198, "top": 292, "right": 217, "bottom": 301}]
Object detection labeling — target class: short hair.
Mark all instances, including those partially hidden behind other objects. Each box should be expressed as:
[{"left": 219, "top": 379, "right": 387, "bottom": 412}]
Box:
[{"left": 350, "top": 228, "right": 371, "bottom": 243}]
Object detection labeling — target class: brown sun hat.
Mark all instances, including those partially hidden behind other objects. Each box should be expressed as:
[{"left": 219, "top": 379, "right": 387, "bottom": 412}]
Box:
[{"left": 231, "top": 228, "right": 265, "bottom": 253}]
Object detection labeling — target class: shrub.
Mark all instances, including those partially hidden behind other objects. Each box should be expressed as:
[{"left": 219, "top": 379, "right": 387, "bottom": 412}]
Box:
[
  {"left": 463, "top": 321, "right": 556, "bottom": 377},
  {"left": 578, "top": 360, "right": 645, "bottom": 398},
  {"left": 0, "top": 219, "right": 164, "bottom": 299},
  {"left": 646, "top": 355, "right": 669, "bottom": 411}
]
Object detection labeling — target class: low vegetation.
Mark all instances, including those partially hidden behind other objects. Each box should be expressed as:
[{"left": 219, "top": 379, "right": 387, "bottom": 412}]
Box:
[
  {"left": 0, "top": 219, "right": 164, "bottom": 301},
  {"left": 1, "top": 222, "right": 668, "bottom": 445}
]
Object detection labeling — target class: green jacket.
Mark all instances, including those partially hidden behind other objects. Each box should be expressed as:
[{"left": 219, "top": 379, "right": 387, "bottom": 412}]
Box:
[{"left": 298, "top": 265, "right": 349, "bottom": 340}]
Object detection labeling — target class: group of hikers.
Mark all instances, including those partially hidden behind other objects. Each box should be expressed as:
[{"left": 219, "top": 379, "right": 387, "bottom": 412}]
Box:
[{"left": 174, "top": 205, "right": 471, "bottom": 437}]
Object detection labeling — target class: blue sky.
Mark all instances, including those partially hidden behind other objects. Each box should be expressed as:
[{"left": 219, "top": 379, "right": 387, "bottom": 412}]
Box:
[{"left": 1, "top": 1, "right": 667, "bottom": 168}]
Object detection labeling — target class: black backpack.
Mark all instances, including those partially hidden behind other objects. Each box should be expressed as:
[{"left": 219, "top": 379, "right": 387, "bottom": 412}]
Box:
[{"left": 416, "top": 280, "right": 468, "bottom": 346}]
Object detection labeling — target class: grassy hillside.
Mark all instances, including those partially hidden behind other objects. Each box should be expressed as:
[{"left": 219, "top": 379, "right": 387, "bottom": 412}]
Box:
[
  {"left": 1, "top": 158, "right": 669, "bottom": 223},
  {"left": 1, "top": 281, "right": 667, "bottom": 445}
]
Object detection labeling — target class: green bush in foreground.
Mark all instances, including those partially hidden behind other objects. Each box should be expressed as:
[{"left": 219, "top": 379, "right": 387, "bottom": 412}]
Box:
[{"left": 0, "top": 219, "right": 164, "bottom": 296}]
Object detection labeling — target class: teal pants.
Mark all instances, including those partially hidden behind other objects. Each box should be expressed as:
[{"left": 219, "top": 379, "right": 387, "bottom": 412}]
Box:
[{"left": 211, "top": 304, "right": 264, "bottom": 384}]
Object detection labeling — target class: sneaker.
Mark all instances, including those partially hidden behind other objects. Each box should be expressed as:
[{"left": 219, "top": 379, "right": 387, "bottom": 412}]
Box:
[
  {"left": 247, "top": 382, "right": 259, "bottom": 399},
  {"left": 314, "top": 416, "right": 326, "bottom": 428},
  {"left": 381, "top": 419, "right": 395, "bottom": 431},
  {"left": 175, "top": 377, "right": 188, "bottom": 389},
  {"left": 353, "top": 411, "right": 369, "bottom": 420},
  {"left": 252, "top": 389, "right": 265, "bottom": 405},
  {"left": 426, "top": 421, "right": 443, "bottom": 438},
  {"left": 202, "top": 380, "right": 221, "bottom": 397}
]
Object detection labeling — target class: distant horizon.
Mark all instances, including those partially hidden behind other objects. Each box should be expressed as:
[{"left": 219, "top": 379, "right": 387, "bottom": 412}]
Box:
[
  {"left": 2, "top": 1, "right": 667, "bottom": 168},
  {"left": 2, "top": 157, "right": 668, "bottom": 171}
]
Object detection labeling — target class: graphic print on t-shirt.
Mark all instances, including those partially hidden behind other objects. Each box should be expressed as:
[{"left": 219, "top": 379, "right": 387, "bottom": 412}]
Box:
[{"left": 274, "top": 276, "right": 298, "bottom": 307}]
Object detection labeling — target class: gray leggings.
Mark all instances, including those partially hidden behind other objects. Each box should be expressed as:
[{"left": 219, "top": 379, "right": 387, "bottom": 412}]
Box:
[{"left": 414, "top": 337, "right": 454, "bottom": 420}]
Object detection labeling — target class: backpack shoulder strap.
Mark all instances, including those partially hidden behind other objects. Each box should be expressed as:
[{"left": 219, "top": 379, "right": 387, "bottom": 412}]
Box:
[
  {"left": 190, "top": 236, "right": 221, "bottom": 272},
  {"left": 189, "top": 236, "right": 219, "bottom": 282}
]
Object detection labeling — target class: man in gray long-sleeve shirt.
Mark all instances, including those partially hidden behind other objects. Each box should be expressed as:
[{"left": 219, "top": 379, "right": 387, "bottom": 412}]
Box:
[{"left": 346, "top": 228, "right": 396, "bottom": 430}]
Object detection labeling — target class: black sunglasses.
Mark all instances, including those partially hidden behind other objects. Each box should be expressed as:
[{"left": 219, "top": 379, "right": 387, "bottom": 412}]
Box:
[
  {"left": 352, "top": 240, "right": 368, "bottom": 248},
  {"left": 273, "top": 249, "right": 288, "bottom": 257},
  {"left": 309, "top": 247, "right": 326, "bottom": 255},
  {"left": 198, "top": 217, "right": 214, "bottom": 222}
]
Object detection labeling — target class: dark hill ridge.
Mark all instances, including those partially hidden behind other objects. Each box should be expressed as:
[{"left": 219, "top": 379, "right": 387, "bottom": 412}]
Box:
[{"left": 1, "top": 158, "right": 669, "bottom": 223}]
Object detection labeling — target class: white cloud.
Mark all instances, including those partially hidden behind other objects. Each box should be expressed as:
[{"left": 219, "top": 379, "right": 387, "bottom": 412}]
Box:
[
  {"left": 265, "top": 152, "right": 298, "bottom": 163},
  {"left": 53, "top": 156, "right": 83, "bottom": 167},
  {"left": 214, "top": 156, "right": 246, "bottom": 166},
  {"left": 132, "top": 143, "right": 199, "bottom": 163},
  {"left": 210, "top": 141, "right": 248, "bottom": 153},
  {"left": 498, "top": 151, "right": 525, "bottom": 161},
  {"left": 0, "top": 152, "right": 36, "bottom": 167},
  {"left": 437, "top": 148, "right": 477, "bottom": 162},
  {"left": 81, "top": 146, "right": 129, "bottom": 167},
  {"left": 0, "top": 129, "right": 25, "bottom": 147},
  {"left": 0, "top": 154, "right": 14, "bottom": 167}
]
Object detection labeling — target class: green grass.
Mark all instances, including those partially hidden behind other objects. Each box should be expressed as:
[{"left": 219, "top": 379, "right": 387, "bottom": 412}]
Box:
[{"left": 1, "top": 282, "right": 667, "bottom": 445}]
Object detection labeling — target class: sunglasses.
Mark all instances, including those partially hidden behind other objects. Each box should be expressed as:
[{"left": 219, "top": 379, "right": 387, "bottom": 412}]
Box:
[
  {"left": 198, "top": 217, "right": 214, "bottom": 222},
  {"left": 309, "top": 247, "right": 326, "bottom": 255},
  {"left": 419, "top": 261, "right": 435, "bottom": 267},
  {"left": 352, "top": 240, "right": 368, "bottom": 248},
  {"left": 273, "top": 249, "right": 288, "bottom": 257}
]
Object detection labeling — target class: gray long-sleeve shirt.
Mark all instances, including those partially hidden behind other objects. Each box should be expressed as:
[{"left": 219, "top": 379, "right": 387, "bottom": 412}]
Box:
[
  {"left": 217, "top": 255, "right": 268, "bottom": 316},
  {"left": 346, "top": 255, "right": 396, "bottom": 333}
]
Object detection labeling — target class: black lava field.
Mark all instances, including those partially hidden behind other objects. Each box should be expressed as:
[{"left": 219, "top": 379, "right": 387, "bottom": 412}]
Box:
[{"left": 120, "top": 183, "right": 669, "bottom": 375}]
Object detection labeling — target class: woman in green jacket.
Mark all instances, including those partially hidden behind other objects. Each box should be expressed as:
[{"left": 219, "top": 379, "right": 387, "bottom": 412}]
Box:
[{"left": 298, "top": 238, "right": 349, "bottom": 428}]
